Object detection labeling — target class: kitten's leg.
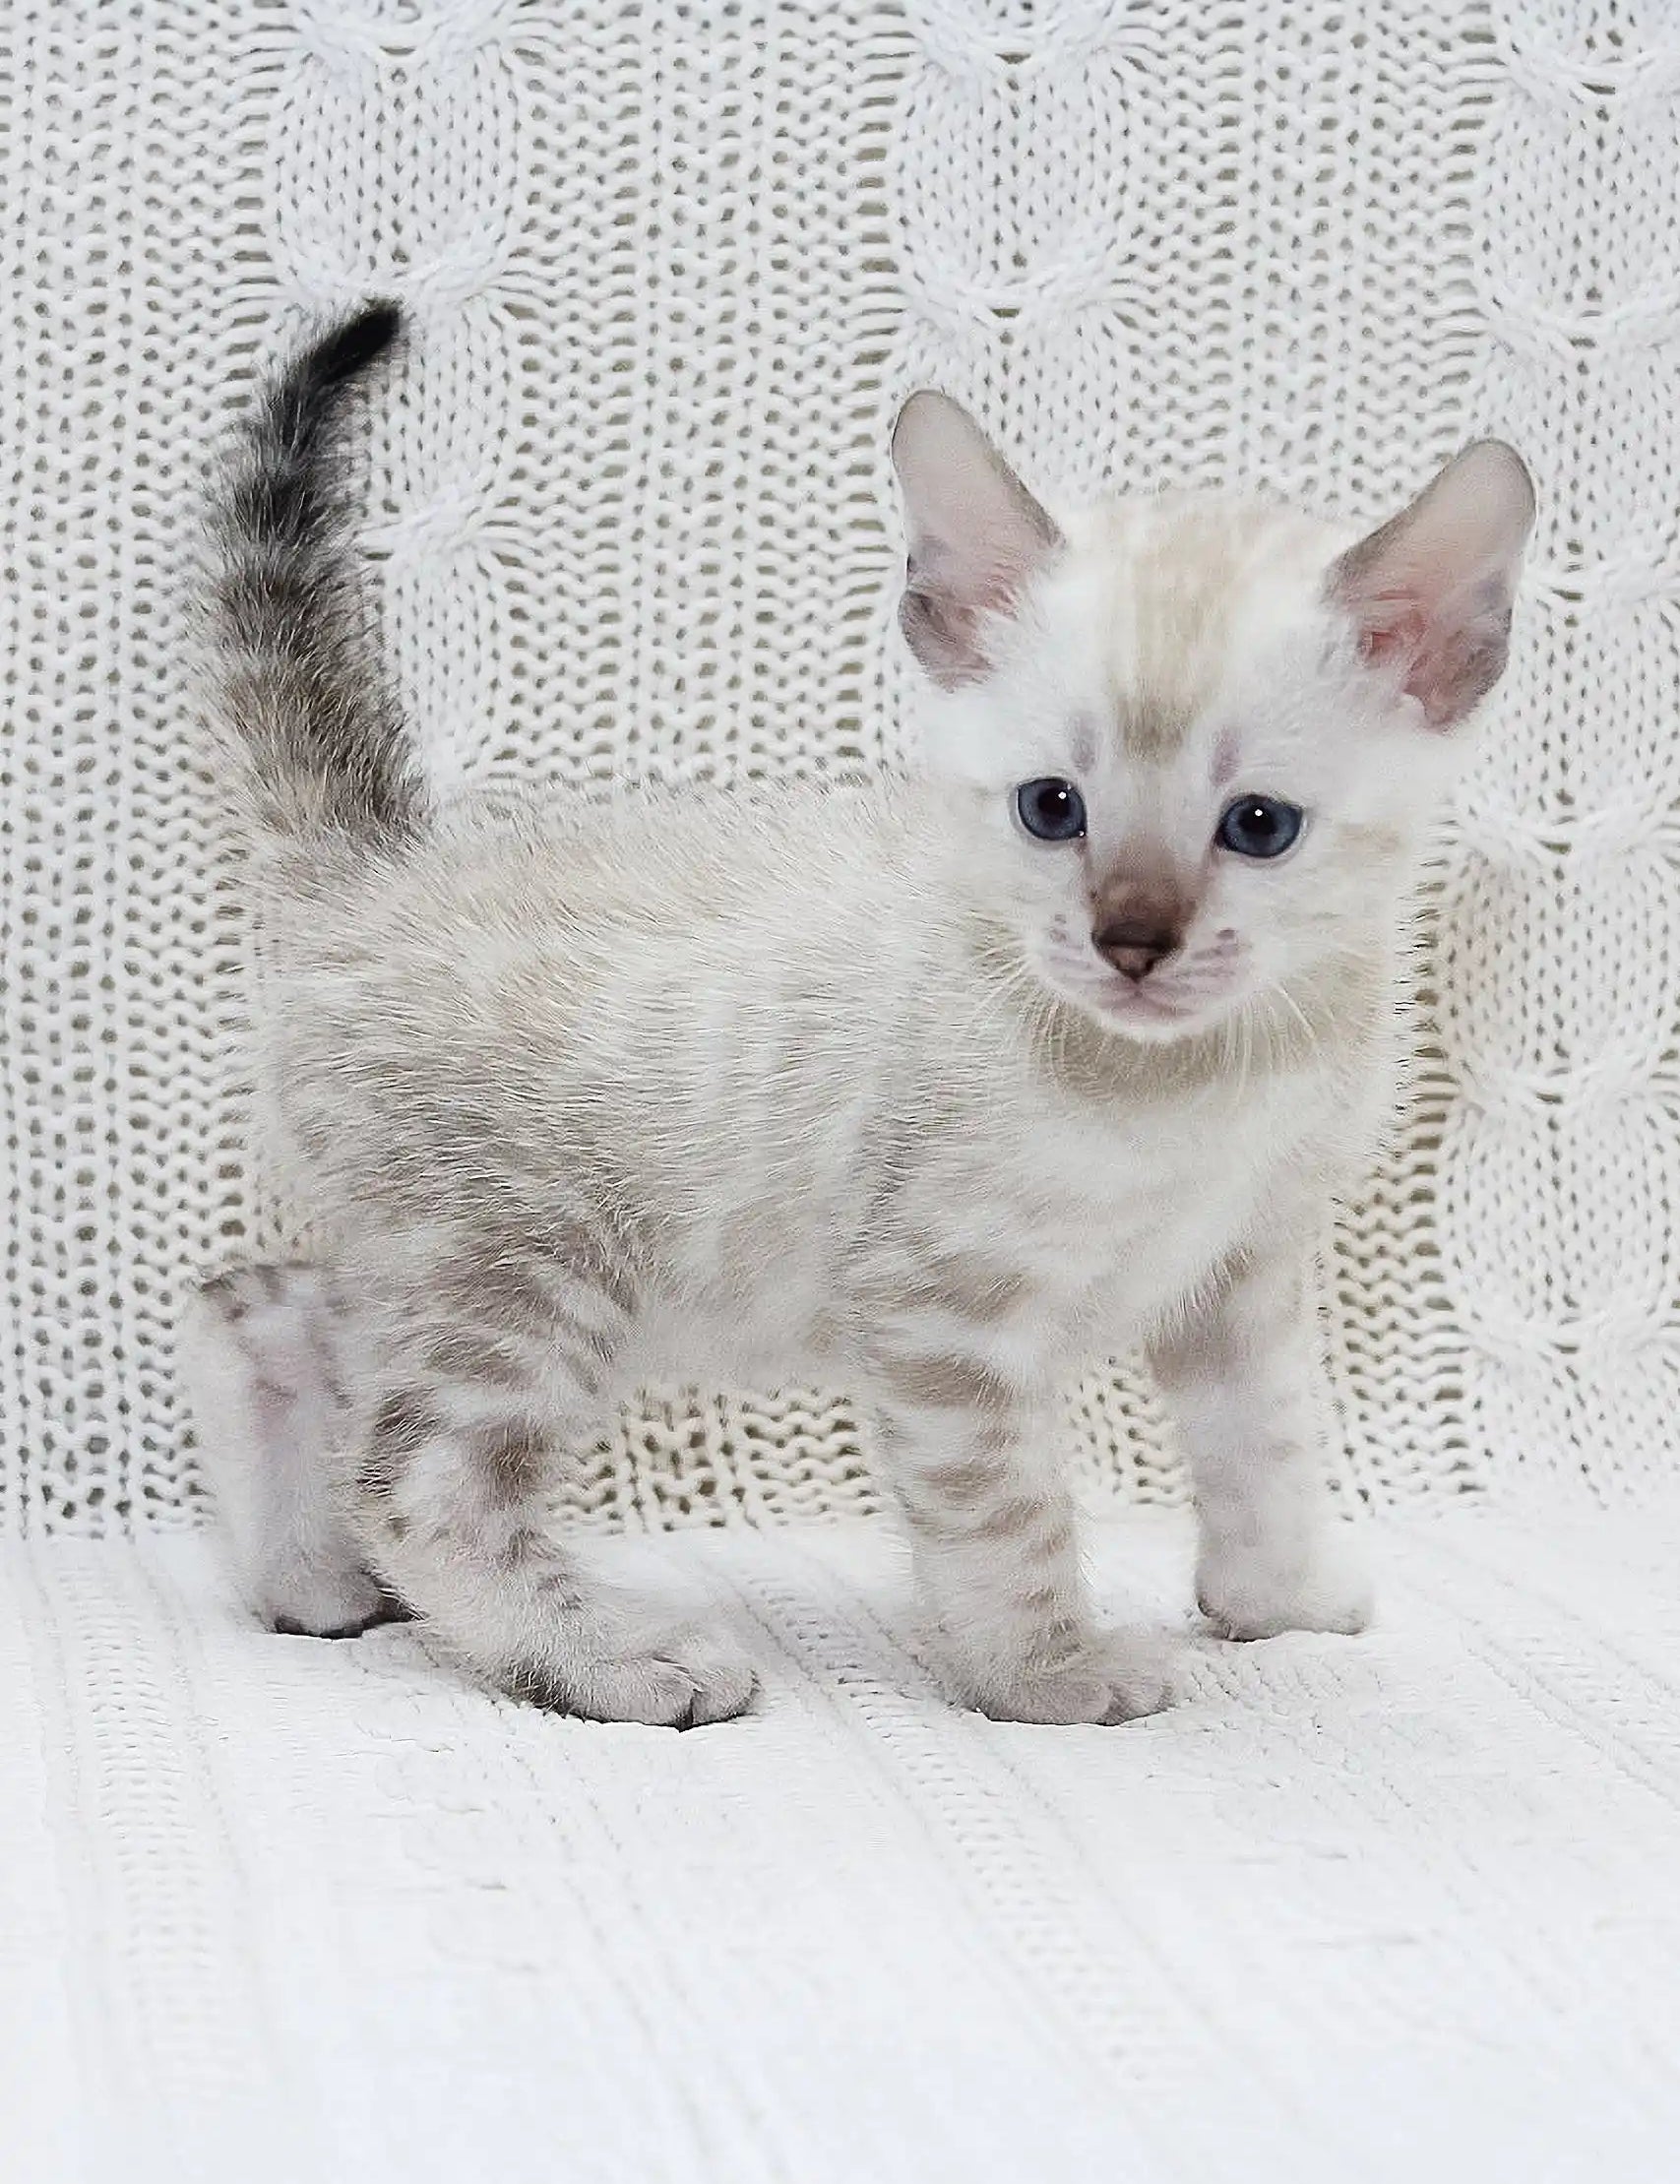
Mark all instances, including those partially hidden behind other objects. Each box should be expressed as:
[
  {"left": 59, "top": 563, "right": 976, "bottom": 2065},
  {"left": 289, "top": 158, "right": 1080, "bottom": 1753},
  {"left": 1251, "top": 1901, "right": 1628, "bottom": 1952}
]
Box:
[
  {"left": 870, "top": 1359, "right": 1172, "bottom": 1724},
  {"left": 1149, "top": 1248, "right": 1372, "bottom": 1640},
  {"left": 178, "top": 1264, "right": 398, "bottom": 1637},
  {"left": 352, "top": 1258, "right": 757, "bottom": 1727}
]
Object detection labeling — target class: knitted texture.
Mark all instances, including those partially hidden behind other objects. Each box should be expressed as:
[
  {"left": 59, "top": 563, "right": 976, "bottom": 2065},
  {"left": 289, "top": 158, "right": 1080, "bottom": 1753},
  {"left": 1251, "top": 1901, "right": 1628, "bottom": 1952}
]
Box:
[
  {"left": 1, "top": 2, "right": 1675, "bottom": 1533},
  {"left": 6, "top": 1501, "right": 1680, "bottom": 2182}
]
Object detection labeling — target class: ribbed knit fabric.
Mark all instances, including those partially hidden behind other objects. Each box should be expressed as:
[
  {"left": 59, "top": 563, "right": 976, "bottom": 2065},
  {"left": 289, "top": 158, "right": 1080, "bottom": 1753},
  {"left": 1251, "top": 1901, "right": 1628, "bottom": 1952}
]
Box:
[
  {"left": 7, "top": 1501, "right": 1680, "bottom": 2183},
  {"left": 4, "top": 12, "right": 1678, "bottom": 2173},
  {"left": 4, "top": 3, "right": 1673, "bottom": 1532}
]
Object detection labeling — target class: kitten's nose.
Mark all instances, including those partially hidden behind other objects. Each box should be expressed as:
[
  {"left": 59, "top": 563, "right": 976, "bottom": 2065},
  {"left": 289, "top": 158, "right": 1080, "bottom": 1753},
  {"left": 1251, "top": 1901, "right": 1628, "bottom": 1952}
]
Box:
[{"left": 1092, "top": 919, "right": 1180, "bottom": 982}]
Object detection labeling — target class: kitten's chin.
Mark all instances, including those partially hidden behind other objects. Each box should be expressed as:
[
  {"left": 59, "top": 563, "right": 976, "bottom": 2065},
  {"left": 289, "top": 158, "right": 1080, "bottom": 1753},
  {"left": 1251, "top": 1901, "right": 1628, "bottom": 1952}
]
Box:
[
  {"left": 1078, "top": 992, "right": 1218, "bottom": 1044},
  {"left": 1030, "top": 959, "right": 1237, "bottom": 1045}
]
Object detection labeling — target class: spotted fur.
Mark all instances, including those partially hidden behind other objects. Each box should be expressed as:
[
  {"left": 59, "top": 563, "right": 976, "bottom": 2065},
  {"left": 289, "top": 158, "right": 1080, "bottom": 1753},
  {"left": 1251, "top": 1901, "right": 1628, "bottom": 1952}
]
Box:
[{"left": 191, "top": 313, "right": 1532, "bottom": 1725}]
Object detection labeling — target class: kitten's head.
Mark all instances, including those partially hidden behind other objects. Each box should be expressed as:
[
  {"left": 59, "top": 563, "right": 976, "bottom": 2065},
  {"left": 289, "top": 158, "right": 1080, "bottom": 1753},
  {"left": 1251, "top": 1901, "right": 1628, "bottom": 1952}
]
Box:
[{"left": 892, "top": 395, "right": 1534, "bottom": 1045}]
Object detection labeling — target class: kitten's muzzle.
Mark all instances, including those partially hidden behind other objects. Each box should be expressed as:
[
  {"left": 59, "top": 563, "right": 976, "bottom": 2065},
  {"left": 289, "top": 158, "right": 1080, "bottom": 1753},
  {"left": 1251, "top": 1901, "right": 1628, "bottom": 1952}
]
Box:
[{"left": 1091, "top": 916, "right": 1183, "bottom": 983}]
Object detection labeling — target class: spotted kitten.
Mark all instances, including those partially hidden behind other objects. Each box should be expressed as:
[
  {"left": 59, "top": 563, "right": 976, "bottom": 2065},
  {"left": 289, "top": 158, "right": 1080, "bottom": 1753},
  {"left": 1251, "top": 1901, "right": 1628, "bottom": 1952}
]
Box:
[{"left": 182, "top": 304, "right": 1532, "bottom": 1726}]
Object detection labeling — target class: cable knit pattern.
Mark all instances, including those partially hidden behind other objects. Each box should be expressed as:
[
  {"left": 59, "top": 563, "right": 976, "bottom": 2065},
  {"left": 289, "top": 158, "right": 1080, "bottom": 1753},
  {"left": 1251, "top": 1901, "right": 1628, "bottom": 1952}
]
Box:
[
  {"left": 2, "top": 4, "right": 1675, "bottom": 1532},
  {"left": 7, "top": 1502, "right": 1680, "bottom": 2181},
  {"left": 5, "top": 11, "right": 1680, "bottom": 2174}
]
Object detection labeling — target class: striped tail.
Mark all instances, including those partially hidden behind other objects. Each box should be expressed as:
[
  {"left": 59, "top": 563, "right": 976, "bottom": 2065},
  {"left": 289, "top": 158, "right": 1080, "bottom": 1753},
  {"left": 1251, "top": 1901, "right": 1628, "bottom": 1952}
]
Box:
[{"left": 209, "top": 302, "right": 426, "bottom": 852}]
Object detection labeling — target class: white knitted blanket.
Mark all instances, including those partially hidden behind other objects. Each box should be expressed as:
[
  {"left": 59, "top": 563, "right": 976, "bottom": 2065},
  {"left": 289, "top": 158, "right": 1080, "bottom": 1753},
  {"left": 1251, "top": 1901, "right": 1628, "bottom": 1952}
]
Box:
[
  {"left": 4, "top": 4, "right": 1680, "bottom": 2174},
  {"left": 7, "top": 1500, "right": 1680, "bottom": 2182},
  {"left": 5, "top": 0, "right": 1675, "bottom": 1528}
]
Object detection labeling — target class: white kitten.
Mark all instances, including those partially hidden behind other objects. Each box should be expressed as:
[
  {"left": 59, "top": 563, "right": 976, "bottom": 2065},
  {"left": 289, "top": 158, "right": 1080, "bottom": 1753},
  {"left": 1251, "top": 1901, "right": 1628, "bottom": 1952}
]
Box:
[{"left": 186, "top": 304, "right": 1531, "bottom": 1724}]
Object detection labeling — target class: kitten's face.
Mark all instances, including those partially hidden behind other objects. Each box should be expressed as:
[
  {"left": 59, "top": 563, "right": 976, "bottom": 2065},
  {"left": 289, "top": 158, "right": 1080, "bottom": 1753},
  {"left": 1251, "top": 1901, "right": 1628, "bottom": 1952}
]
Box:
[
  {"left": 922, "top": 497, "right": 1458, "bottom": 1043},
  {"left": 893, "top": 397, "right": 1534, "bottom": 1046}
]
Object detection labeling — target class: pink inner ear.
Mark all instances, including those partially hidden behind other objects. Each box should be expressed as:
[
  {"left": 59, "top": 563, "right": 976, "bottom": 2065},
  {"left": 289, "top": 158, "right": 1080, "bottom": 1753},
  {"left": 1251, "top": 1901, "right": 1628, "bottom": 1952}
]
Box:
[
  {"left": 1357, "top": 604, "right": 1425, "bottom": 668},
  {"left": 1333, "top": 441, "right": 1532, "bottom": 731},
  {"left": 901, "top": 541, "right": 1044, "bottom": 689},
  {"left": 1348, "top": 589, "right": 1498, "bottom": 730},
  {"left": 1352, "top": 594, "right": 1428, "bottom": 683}
]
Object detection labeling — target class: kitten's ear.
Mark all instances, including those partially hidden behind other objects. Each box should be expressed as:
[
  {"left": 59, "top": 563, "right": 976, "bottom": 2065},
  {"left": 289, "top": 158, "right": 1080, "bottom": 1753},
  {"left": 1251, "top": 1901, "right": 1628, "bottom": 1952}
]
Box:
[
  {"left": 1328, "top": 441, "right": 1535, "bottom": 729},
  {"left": 892, "top": 391, "right": 1063, "bottom": 689}
]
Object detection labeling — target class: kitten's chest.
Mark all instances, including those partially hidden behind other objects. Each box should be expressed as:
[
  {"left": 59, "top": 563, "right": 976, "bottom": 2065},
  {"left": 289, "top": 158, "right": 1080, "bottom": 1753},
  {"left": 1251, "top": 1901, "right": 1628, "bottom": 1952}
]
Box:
[{"left": 1028, "top": 1074, "right": 1330, "bottom": 1327}]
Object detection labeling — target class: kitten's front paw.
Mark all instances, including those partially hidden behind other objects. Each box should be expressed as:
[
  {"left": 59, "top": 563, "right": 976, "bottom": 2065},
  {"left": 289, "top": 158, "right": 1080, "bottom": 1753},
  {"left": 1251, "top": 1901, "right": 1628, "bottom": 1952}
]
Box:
[
  {"left": 954, "top": 1631, "right": 1176, "bottom": 1726},
  {"left": 516, "top": 1624, "right": 760, "bottom": 1729},
  {"left": 1197, "top": 1526, "right": 1373, "bottom": 1642}
]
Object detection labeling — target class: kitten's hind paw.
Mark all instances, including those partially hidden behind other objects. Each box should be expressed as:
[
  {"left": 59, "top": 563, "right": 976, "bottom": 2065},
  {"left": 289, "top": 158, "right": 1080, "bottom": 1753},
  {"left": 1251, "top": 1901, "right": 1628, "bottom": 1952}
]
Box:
[
  {"left": 959, "top": 1630, "right": 1176, "bottom": 1726},
  {"left": 270, "top": 1569, "right": 411, "bottom": 1640},
  {"left": 511, "top": 1624, "right": 760, "bottom": 1728},
  {"left": 181, "top": 1258, "right": 394, "bottom": 1641}
]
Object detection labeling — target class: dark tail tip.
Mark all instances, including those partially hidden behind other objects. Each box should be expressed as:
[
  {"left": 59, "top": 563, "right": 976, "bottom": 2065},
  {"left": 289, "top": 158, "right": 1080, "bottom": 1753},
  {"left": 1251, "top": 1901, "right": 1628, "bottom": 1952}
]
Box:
[
  {"left": 304, "top": 300, "right": 404, "bottom": 390},
  {"left": 265, "top": 301, "right": 405, "bottom": 470}
]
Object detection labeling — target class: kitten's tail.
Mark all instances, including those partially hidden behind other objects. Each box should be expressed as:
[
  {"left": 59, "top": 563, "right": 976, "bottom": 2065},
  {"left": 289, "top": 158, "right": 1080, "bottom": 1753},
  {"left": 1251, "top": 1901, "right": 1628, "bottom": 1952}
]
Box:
[{"left": 208, "top": 301, "right": 426, "bottom": 853}]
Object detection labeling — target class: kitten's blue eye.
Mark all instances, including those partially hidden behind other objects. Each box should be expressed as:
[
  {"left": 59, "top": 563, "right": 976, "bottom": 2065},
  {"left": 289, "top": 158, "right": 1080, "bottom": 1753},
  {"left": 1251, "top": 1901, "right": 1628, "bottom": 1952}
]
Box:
[
  {"left": 1215, "top": 795, "right": 1303, "bottom": 860},
  {"left": 1015, "top": 778, "right": 1087, "bottom": 842}
]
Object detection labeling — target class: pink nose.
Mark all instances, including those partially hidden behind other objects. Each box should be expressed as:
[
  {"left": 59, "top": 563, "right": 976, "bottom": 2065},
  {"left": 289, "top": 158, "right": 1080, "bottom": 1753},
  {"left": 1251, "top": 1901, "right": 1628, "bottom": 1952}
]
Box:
[{"left": 1093, "top": 918, "right": 1180, "bottom": 982}]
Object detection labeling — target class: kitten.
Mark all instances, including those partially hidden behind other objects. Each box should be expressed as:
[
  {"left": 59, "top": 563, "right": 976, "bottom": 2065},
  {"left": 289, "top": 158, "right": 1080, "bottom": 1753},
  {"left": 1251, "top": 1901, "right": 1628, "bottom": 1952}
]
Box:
[{"left": 184, "top": 302, "right": 1532, "bottom": 1726}]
